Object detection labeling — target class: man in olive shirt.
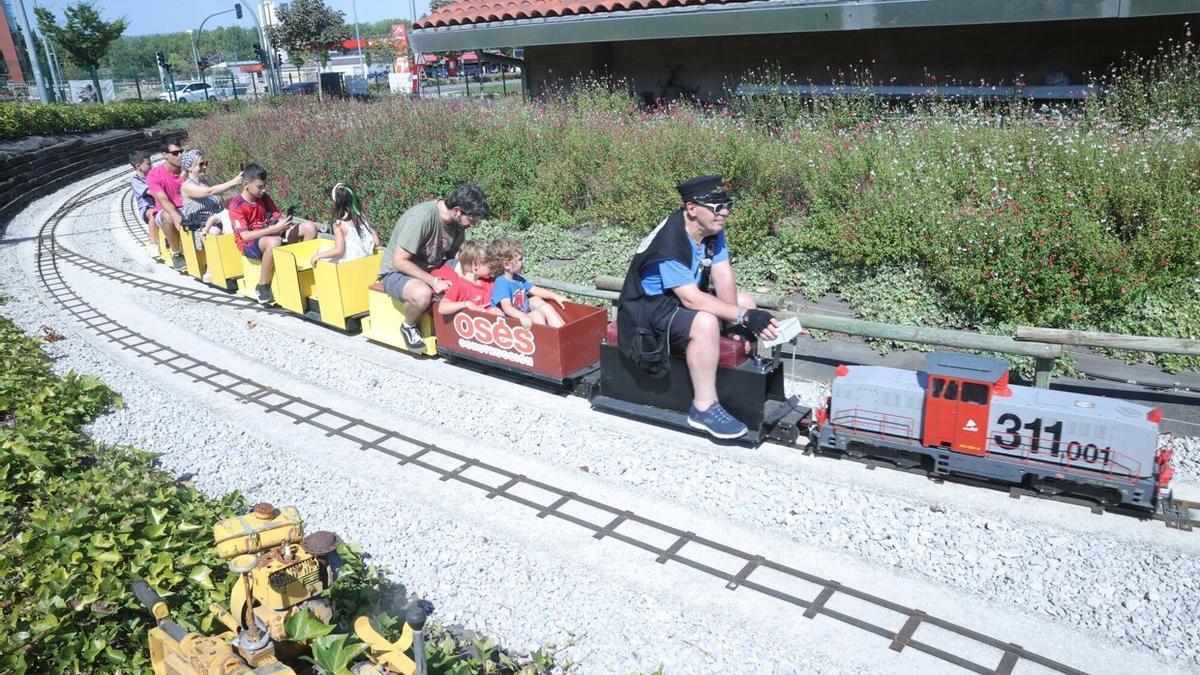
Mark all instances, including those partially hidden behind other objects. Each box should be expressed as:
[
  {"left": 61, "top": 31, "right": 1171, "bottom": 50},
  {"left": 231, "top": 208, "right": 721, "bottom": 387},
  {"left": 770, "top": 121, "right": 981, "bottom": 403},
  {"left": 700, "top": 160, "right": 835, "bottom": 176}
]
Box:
[{"left": 379, "top": 183, "right": 490, "bottom": 350}]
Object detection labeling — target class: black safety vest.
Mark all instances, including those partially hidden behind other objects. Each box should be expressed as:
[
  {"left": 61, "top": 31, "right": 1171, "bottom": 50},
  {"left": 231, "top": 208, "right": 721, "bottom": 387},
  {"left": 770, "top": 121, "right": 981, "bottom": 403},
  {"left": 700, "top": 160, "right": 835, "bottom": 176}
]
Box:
[{"left": 617, "top": 210, "right": 719, "bottom": 377}]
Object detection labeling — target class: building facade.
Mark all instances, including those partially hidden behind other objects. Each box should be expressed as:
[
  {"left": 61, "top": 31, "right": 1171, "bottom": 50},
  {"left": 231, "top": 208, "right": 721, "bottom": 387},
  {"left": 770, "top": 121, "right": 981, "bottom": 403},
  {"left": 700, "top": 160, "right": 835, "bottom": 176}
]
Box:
[{"left": 410, "top": 0, "right": 1200, "bottom": 102}]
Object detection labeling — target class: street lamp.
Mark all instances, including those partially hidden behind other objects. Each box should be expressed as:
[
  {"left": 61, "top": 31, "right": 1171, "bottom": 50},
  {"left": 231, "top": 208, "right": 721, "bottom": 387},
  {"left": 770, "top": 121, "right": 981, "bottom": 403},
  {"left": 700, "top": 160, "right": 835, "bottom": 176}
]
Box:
[
  {"left": 187, "top": 29, "right": 203, "bottom": 85},
  {"left": 350, "top": 0, "right": 365, "bottom": 79}
]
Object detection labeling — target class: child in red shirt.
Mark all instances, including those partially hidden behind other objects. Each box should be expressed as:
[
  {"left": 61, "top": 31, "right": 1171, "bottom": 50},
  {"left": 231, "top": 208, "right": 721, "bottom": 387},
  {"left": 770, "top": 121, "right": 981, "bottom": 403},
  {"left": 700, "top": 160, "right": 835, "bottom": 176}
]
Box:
[
  {"left": 437, "top": 241, "right": 501, "bottom": 315},
  {"left": 228, "top": 163, "right": 318, "bottom": 304}
]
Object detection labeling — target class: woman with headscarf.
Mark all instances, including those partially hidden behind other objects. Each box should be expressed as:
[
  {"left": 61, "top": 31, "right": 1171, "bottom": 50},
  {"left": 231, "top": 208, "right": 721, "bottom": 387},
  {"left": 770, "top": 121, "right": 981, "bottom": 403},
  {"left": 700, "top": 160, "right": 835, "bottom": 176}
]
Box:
[{"left": 179, "top": 148, "right": 242, "bottom": 255}]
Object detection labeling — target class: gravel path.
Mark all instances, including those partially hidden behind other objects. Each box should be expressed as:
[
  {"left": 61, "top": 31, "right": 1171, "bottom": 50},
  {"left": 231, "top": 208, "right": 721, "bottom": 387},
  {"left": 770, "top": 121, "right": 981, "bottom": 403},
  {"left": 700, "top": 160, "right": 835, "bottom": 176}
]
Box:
[{"left": 1, "top": 168, "right": 1197, "bottom": 673}]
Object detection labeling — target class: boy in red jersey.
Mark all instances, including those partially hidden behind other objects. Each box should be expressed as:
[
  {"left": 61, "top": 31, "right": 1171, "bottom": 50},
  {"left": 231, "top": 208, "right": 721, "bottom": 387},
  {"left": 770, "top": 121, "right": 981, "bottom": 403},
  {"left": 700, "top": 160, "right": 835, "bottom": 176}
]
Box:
[{"left": 229, "top": 163, "right": 318, "bottom": 304}]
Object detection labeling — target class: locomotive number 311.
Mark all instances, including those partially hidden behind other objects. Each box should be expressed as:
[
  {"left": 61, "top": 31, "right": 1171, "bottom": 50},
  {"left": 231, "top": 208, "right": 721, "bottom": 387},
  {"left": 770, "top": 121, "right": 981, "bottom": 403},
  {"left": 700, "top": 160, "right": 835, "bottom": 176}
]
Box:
[{"left": 991, "top": 413, "right": 1112, "bottom": 465}]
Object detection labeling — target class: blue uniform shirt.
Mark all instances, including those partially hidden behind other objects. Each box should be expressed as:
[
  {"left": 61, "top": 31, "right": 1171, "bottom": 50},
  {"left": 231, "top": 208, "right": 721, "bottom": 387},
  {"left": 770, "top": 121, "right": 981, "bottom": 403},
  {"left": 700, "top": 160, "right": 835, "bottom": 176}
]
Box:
[{"left": 639, "top": 230, "right": 728, "bottom": 296}]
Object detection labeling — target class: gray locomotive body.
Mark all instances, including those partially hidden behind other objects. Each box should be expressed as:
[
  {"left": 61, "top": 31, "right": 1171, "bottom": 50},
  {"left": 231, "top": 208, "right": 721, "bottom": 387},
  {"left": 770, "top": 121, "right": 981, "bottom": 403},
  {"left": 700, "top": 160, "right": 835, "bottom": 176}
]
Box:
[{"left": 818, "top": 353, "right": 1172, "bottom": 509}]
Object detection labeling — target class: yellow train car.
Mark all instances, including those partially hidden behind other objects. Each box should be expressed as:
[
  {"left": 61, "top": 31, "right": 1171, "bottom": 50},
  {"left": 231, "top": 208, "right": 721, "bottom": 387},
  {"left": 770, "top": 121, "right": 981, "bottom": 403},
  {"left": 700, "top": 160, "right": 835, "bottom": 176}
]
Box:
[
  {"left": 201, "top": 232, "right": 242, "bottom": 292},
  {"left": 361, "top": 283, "right": 438, "bottom": 356},
  {"left": 177, "top": 229, "right": 206, "bottom": 279}
]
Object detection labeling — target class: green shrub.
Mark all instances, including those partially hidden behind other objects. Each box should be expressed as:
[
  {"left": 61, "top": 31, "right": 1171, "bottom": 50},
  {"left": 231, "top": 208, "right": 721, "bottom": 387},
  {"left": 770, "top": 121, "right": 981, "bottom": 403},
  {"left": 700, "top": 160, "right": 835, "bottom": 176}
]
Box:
[
  {"left": 186, "top": 35, "right": 1200, "bottom": 344},
  {"left": 0, "top": 316, "right": 239, "bottom": 672},
  {"left": 0, "top": 100, "right": 226, "bottom": 140},
  {"left": 0, "top": 314, "right": 567, "bottom": 673}
]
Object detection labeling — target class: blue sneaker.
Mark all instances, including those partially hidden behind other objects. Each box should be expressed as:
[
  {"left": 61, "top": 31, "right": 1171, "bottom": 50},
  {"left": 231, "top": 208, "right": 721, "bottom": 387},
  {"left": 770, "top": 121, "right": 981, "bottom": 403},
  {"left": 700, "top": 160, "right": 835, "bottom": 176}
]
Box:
[{"left": 688, "top": 402, "right": 748, "bottom": 439}]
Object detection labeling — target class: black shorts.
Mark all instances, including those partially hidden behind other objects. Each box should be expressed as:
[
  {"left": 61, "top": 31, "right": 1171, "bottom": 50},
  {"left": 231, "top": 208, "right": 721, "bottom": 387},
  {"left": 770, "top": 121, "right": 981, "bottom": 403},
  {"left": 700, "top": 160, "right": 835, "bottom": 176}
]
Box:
[{"left": 668, "top": 307, "right": 698, "bottom": 355}]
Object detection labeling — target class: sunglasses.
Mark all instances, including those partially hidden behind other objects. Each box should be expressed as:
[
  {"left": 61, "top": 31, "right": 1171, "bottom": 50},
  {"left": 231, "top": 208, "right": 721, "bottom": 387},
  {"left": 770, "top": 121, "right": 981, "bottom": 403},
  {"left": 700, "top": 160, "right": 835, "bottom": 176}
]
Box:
[
  {"left": 198, "top": 161, "right": 208, "bottom": 168},
  {"left": 695, "top": 200, "right": 733, "bottom": 214},
  {"left": 166, "top": 149, "right": 182, "bottom": 156}
]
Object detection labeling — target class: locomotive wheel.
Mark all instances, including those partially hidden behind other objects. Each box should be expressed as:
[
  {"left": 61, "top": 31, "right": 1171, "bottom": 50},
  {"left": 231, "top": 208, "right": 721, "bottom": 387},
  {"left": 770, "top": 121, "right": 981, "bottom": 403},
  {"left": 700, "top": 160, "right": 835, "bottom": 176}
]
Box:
[{"left": 1031, "top": 478, "right": 1064, "bottom": 496}]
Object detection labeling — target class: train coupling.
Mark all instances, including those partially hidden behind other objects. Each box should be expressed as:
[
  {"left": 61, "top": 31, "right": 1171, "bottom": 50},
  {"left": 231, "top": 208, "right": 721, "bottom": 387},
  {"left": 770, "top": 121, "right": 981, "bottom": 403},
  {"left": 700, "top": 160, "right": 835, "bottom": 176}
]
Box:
[{"left": 766, "top": 396, "right": 812, "bottom": 445}]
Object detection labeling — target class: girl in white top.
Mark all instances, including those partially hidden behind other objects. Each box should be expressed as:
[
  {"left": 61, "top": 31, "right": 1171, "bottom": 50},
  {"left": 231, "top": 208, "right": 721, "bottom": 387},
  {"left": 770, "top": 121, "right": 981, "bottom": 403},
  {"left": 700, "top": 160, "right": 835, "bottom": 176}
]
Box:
[{"left": 310, "top": 183, "right": 381, "bottom": 266}]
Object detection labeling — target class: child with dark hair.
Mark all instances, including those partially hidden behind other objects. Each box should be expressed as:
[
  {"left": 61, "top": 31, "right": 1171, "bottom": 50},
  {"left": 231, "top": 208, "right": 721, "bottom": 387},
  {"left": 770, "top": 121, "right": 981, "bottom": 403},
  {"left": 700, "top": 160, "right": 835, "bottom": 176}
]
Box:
[
  {"left": 228, "top": 163, "right": 318, "bottom": 304},
  {"left": 488, "top": 238, "right": 567, "bottom": 329},
  {"left": 310, "top": 182, "right": 380, "bottom": 266},
  {"left": 128, "top": 150, "right": 155, "bottom": 233}
]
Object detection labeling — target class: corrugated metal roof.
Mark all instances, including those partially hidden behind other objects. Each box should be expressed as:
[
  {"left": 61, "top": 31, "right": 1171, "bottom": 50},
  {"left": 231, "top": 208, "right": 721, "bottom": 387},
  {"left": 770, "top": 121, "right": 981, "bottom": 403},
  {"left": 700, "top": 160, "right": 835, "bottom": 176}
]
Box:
[{"left": 415, "top": 0, "right": 767, "bottom": 29}]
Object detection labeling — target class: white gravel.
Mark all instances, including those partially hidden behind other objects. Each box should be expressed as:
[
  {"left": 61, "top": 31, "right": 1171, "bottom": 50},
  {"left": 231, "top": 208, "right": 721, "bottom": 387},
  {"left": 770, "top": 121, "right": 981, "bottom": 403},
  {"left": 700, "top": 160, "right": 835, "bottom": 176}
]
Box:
[{"left": 2, "top": 167, "right": 1199, "bottom": 674}]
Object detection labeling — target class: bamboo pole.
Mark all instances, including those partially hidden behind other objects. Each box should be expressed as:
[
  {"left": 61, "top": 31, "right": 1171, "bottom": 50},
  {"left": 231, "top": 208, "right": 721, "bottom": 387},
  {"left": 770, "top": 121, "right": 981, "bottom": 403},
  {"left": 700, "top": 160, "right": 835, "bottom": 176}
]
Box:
[{"left": 1015, "top": 326, "right": 1200, "bottom": 355}]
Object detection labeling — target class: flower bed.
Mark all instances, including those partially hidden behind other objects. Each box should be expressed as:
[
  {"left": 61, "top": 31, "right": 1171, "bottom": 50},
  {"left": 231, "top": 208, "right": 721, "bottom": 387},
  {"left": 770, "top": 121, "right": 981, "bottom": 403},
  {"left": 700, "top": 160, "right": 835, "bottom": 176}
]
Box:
[{"left": 188, "top": 39, "right": 1200, "bottom": 369}]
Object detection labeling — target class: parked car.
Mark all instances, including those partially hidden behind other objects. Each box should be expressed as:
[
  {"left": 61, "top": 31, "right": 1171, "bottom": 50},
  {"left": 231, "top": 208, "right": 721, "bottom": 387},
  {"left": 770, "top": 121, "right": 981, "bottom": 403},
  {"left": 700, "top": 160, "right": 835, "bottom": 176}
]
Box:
[
  {"left": 281, "top": 82, "right": 317, "bottom": 96},
  {"left": 157, "top": 82, "right": 230, "bottom": 102}
]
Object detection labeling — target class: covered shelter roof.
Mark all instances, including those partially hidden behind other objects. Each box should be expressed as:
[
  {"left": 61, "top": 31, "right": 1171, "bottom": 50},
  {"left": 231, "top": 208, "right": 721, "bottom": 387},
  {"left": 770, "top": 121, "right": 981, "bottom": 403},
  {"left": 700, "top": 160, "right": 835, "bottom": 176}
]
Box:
[{"left": 410, "top": 0, "right": 1198, "bottom": 52}]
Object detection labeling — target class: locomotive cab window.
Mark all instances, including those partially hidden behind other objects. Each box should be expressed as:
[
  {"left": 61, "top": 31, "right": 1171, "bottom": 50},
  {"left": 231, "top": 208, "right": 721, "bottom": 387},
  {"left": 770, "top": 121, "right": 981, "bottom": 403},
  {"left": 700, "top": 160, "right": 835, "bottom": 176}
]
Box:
[
  {"left": 942, "top": 380, "right": 958, "bottom": 401},
  {"left": 961, "top": 382, "right": 989, "bottom": 405},
  {"left": 932, "top": 378, "right": 946, "bottom": 398}
]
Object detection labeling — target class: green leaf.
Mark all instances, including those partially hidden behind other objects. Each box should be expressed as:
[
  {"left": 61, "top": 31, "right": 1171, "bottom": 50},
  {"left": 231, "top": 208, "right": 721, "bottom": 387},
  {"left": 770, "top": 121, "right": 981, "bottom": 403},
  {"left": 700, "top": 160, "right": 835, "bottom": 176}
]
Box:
[
  {"left": 310, "top": 633, "right": 369, "bottom": 675},
  {"left": 188, "top": 565, "right": 214, "bottom": 590},
  {"left": 102, "top": 646, "right": 127, "bottom": 664},
  {"left": 284, "top": 609, "right": 336, "bottom": 642},
  {"left": 148, "top": 506, "right": 169, "bottom": 525},
  {"left": 94, "top": 550, "right": 121, "bottom": 564}
]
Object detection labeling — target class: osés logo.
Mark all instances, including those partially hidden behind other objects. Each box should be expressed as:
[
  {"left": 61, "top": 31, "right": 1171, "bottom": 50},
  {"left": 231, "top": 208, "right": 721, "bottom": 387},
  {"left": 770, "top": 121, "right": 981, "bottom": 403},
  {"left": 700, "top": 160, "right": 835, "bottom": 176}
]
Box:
[{"left": 452, "top": 314, "right": 536, "bottom": 355}]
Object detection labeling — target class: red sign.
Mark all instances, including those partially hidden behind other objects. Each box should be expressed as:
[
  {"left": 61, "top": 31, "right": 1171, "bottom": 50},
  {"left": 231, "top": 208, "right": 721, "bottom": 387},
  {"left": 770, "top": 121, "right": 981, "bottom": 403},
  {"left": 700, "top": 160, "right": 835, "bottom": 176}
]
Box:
[
  {"left": 453, "top": 314, "right": 536, "bottom": 360},
  {"left": 391, "top": 23, "right": 411, "bottom": 76},
  {"left": 432, "top": 303, "right": 608, "bottom": 380}
]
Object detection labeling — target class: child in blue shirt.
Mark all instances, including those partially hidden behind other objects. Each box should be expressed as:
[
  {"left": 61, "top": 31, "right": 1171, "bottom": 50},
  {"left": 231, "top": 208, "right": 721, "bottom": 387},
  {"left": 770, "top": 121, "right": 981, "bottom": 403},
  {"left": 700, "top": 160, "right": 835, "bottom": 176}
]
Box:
[{"left": 488, "top": 238, "right": 567, "bottom": 329}]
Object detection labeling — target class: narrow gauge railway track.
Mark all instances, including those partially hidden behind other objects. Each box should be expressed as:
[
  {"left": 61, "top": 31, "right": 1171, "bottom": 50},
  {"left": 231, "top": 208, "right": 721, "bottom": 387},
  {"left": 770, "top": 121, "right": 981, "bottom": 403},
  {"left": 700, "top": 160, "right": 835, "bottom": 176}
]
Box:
[
  {"left": 104, "top": 186, "right": 1200, "bottom": 532},
  {"left": 32, "top": 175, "right": 1098, "bottom": 674}
]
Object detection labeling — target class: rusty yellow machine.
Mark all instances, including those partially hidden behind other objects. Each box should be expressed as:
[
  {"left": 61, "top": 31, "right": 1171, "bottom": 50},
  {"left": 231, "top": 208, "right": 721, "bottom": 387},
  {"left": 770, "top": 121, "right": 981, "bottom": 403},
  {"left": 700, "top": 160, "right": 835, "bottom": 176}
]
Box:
[
  {"left": 212, "top": 502, "right": 342, "bottom": 642},
  {"left": 133, "top": 502, "right": 430, "bottom": 675}
]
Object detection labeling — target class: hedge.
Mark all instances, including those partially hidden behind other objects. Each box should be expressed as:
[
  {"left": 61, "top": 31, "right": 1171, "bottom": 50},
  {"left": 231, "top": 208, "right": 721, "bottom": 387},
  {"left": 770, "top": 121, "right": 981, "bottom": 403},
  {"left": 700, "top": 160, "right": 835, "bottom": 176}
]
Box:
[{"left": 0, "top": 100, "right": 226, "bottom": 141}]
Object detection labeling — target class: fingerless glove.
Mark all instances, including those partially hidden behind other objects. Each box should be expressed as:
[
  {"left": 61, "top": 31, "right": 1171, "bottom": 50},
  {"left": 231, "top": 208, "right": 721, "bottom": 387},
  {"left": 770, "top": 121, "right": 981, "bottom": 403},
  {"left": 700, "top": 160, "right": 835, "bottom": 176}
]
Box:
[{"left": 744, "top": 308, "right": 773, "bottom": 335}]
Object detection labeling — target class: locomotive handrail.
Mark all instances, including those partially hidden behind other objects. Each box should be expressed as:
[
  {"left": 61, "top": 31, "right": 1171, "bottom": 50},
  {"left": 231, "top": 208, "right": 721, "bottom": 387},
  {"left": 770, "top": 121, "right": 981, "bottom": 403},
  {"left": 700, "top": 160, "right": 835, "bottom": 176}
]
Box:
[
  {"left": 831, "top": 409, "right": 915, "bottom": 440},
  {"left": 982, "top": 432, "right": 1143, "bottom": 480}
]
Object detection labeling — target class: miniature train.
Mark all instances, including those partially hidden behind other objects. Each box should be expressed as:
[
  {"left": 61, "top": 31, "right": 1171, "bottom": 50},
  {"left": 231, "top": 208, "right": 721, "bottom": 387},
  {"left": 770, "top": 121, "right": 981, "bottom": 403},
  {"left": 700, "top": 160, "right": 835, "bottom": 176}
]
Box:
[{"left": 142, "top": 206, "right": 1178, "bottom": 515}]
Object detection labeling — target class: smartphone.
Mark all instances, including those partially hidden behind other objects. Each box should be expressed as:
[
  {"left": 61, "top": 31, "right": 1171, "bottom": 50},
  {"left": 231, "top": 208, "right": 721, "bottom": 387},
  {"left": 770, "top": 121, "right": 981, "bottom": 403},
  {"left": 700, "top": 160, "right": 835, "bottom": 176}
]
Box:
[{"left": 286, "top": 205, "right": 296, "bottom": 218}]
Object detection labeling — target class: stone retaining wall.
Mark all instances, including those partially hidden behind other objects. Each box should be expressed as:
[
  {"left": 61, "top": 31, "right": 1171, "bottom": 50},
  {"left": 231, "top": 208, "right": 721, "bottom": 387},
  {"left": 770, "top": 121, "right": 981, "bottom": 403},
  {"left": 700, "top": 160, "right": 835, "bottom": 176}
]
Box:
[{"left": 0, "top": 128, "right": 186, "bottom": 224}]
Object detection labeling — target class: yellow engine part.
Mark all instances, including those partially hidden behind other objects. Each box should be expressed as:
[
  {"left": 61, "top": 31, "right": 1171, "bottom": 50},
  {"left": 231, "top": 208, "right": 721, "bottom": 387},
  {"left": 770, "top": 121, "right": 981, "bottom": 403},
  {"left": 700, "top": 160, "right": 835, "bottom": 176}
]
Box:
[
  {"left": 147, "top": 625, "right": 294, "bottom": 675},
  {"left": 229, "top": 548, "right": 331, "bottom": 638},
  {"left": 202, "top": 232, "right": 243, "bottom": 290},
  {"left": 212, "top": 504, "right": 303, "bottom": 560},
  {"left": 361, "top": 287, "right": 437, "bottom": 355},
  {"left": 311, "top": 252, "right": 382, "bottom": 330},
  {"left": 354, "top": 615, "right": 416, "bottom": 675}
]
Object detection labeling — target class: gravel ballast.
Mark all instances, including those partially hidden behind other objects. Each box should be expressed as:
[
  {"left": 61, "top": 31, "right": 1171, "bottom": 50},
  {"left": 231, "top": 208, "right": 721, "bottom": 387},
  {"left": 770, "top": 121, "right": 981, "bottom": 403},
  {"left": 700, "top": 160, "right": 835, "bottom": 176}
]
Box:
[{"left": 2, "top": 168, "right": 1198, "bottom": 673}]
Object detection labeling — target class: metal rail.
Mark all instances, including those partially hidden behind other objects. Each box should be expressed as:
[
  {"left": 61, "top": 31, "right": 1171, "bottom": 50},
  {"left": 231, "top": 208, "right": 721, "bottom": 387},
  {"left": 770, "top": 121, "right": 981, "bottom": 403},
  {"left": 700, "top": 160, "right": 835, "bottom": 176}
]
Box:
[
  {"left": 84, "top": 184, "right": 1200, "bottom": 530},
  {"left": 28, "top": 172, "right": 1096, "bottom": 675}
]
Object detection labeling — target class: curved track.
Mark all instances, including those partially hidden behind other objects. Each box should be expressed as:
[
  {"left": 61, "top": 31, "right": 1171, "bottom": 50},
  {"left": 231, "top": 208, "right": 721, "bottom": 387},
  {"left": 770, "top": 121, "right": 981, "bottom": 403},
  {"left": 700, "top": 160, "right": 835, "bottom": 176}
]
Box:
[
  {"left": 82, "top": 182, "right": 1200, "bottom": 533},
  {"left": 25, "top": 171, "right": 1108, "bottom": 674}
]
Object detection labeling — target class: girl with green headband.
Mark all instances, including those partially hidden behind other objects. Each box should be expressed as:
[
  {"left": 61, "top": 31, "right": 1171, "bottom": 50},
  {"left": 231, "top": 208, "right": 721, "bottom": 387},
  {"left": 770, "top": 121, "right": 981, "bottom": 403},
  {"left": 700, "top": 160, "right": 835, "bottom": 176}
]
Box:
[{"left": 311, "top": 182, "right": 381, "bottom": 266}]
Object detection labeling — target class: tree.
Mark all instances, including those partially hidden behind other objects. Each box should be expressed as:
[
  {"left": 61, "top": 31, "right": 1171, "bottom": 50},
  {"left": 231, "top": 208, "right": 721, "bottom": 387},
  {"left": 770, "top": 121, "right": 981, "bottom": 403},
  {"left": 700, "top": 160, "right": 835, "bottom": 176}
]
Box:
[
  {"left": 270, "top": 0, "right": 347, "bottom": 100},
  {"left": 34, "top": 2, "right": 125, "bottom": 103},
  {"left": 429, "top": 0, "right": 455, "bottom": 11}
]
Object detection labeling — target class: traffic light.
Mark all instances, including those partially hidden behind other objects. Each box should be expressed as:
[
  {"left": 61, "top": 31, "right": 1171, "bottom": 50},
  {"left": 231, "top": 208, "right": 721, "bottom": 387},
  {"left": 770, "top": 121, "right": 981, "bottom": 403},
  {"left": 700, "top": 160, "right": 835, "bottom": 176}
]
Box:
[
  {"left": 155, "top": 51, "right": 167, "bottom": 70},
  {"left": 197, "top": 58, "right": 209, "bottom": 72},
  {"left": 253, "top": 44, "right": 266, "bottom": 65},
  {"left": 234, "top": 3, "right": 242, "bottom": 19}
]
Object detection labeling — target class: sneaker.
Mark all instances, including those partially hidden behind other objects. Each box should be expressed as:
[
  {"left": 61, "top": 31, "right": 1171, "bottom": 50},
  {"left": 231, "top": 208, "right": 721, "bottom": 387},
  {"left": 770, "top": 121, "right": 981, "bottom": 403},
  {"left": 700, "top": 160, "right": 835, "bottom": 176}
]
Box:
[
  {"left": 400, "top": 323, "right": 425, "bottom": 351},
  {"left": 255, "top": 284, "right": 274, "bottom": 304},
  {"left": 171, "top": 251, "right": 186, "bottom": 271},
  {"left": 202, "top": 272, "right": 212, "bottom": 284},
  {"left": 688, "top": 402, "right": 748, "bottom": 440}
]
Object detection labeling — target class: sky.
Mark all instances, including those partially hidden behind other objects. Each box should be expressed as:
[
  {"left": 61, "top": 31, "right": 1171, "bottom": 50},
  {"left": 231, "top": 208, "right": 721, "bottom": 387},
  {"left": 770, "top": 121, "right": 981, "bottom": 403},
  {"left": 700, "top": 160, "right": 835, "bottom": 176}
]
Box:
[{"left": 28, "top": 0, "right": 432, "bottom": 36}]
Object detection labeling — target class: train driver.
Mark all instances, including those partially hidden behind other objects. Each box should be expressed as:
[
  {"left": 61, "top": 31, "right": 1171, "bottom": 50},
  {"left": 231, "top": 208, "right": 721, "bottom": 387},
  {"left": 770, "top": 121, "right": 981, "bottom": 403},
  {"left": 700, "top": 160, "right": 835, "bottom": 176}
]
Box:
[{"left": 616, "top": 175, "right": 779, "bottom": 440}]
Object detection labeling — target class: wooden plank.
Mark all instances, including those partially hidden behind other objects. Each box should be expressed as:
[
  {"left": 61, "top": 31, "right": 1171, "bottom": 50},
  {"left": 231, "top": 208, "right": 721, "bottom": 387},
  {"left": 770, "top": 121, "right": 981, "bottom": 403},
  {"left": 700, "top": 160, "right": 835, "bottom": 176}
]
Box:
[
  {"left": 529, "top": 276, "right": 618, "bottom": 302},
  {"left": 1016, "top": 325, "right": 1200, "bottom": 355}
]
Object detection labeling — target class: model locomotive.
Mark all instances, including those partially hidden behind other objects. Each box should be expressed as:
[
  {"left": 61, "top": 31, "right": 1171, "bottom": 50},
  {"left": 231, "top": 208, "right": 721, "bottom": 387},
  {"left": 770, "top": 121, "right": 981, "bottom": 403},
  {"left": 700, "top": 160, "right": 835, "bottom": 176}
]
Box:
[{"left": 814, "top": 352, "right": 1174, "bottom": 510}]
